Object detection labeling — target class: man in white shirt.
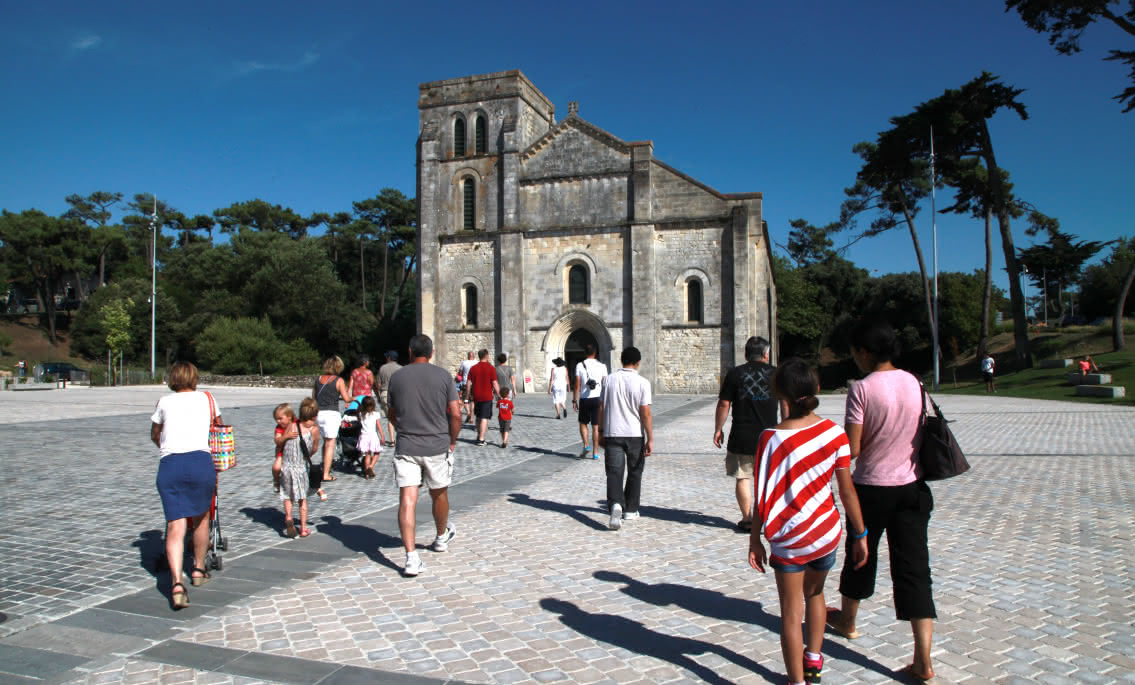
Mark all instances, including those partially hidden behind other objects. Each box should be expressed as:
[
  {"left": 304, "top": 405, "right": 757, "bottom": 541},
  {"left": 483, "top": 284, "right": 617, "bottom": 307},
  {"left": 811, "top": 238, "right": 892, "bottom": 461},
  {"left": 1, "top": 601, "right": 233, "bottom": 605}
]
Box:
[
  {"left": 572, "top": 344, "right": 608, "bottom": 459},
  {"left": 597, "top": 346, "right": 653, "bottom": 530}
]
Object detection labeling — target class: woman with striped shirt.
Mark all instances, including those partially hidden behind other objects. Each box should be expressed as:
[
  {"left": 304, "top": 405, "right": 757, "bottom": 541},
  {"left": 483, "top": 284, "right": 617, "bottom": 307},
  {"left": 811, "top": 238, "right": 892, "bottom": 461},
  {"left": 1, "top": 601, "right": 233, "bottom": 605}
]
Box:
[{"left": 750, "top": 358, "right": 868, "bottom": 685}]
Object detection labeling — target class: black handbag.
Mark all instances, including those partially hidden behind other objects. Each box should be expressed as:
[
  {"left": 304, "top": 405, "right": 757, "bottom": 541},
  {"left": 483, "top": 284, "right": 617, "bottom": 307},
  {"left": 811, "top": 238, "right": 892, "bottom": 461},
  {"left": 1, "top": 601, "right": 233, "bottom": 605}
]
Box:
[
  {"left": 916, "top": 378, "right": 971, "bottom": 481},
  {"left": 297, "top": 427, "right": 322, "bottom": 489}
]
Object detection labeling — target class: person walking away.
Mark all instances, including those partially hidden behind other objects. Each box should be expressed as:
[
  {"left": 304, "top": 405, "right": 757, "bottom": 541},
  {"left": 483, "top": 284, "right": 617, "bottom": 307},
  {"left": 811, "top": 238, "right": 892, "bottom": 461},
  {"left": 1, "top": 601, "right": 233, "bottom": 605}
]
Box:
[
  {"left": 149, "top": 361, "right": 218, "bottom": 610},
  {"left": 312, "top": 356, "right": 351, "bottom": 500},
  {"left": 458, "top": 352, "right": 477, "bottom": 423},
  {"left": 713, "top": 336, "right": 780, "bottom": 532},
  {"left": 386, "top": 334, "right": 462, "bottom": 576},
  {"left": 548, "top": 357, "right": 569, "bottom": 418},
  {"left": 573, "top": 344, "right": 608, "bottom": 459},
  {"left": 497, "top": 387, "right": 514, "bottom": 448},
  {"left": 277, "top": 398, "right": 320, "bottom": 538},
  {"left": 356, "top": 395, "right": 386, "bottom": 478},
  {"left": 495, "top": 353, "right": 517, "bottom": 396},
  {"left": 271, "top": 403, "right": 296, "bottom": 493},
  {"left": 748, "top": 358, "right": 868, "bottom": 685},
  {"left": 828, "top": 319, "right": 937, "bottom": 682},
  {"left": 467, "top": 348, "right": 499, "bottom": 446},
  {"left": 596, "top": 346, "right": 652, "bottom": 530},
  {"left": 347, "top": 355, "right": 376, "bottom": 400},
  {"left": 981, "top": 353, "right": 996, "bottom": 393},
  {"left": 376, "top": 350, "right": 402, "bottom": 446}
]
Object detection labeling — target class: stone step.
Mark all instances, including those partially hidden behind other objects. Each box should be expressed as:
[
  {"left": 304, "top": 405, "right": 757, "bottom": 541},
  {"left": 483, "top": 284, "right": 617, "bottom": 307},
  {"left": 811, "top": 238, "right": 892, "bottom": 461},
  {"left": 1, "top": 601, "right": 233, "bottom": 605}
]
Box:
[
  {"left": 1067, "top": 373, "right": 1112, "bottom": 385},
  {"left": 1075, "top": 385, "right": 1126, "bottom": 398},
  {"left": 1039, "top": 359, "right": 1073, "bottom": 369}
]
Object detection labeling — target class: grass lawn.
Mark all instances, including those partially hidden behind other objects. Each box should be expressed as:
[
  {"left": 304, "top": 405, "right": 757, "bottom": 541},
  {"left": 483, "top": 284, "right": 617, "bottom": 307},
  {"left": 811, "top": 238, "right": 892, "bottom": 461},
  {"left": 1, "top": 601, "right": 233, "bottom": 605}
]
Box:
[{"left": 933, "top": 327, "right": 1133, "bottom": 406}]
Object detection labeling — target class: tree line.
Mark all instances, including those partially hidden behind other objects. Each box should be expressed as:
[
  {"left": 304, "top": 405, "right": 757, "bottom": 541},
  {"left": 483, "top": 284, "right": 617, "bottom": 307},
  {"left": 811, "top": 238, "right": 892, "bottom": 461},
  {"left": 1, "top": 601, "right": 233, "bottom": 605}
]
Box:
[{"left": 0, "top": 189, "right": 418, "bottom": 374}]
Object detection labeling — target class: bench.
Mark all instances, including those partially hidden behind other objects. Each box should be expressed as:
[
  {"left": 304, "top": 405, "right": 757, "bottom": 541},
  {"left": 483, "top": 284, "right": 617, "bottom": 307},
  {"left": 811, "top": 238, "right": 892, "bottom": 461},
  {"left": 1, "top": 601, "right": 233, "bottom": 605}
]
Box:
[
  {"left": 1075, "top": 385, "right": 1126, "bottom": 399},
  {"left": 1039, "top": 359, "right": 1073, "bottom": 369},
  {"left": 1067, "top": 373, "right": 1112, "bottom": 385}
]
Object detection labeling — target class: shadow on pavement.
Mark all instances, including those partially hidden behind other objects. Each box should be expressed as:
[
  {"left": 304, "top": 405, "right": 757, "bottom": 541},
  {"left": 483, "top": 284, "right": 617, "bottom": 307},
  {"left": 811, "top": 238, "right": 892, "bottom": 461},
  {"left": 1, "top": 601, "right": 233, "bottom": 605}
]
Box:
[
  {"left": 239, "top": 506, "right": 288, "bottom": 536},
  {"left": 513, "top": 445, "right": 577, "bottom": 459},
  {"left": 593, "top": 501, "right": 735, "bottom": 530},
  {"left": 132, "top": 528, "right": 167, "bottom": 575},
  {"left": 539, "top": 598, "right": 780, "bottom": 684},
  {"left": 593, "top": 570, "right": 895, "bottom": 680},
  {"left": 317, "top": 515, "right": 403, "bottom": 573},
  {"left": 508, "top": 493, "right": 608, "bottom": 531}
]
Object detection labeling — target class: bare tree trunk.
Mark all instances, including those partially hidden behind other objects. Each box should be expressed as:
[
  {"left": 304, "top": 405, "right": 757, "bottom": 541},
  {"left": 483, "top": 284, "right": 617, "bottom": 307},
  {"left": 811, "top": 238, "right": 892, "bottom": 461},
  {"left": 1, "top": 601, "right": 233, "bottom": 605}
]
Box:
[
  {"left": 981, "top": 121, "right": 1030, "bottom": 368},
  {"left": 390, "top": 254, "right": 417, "bottom": 322},
  {"left": 977, "top": 207, "right": 993, "bottom": 360},
  {"left": 900, "top": 199, "right": 938, "bottom": 354},
  {"left": 380, "top": 235, "right": 389, "bottom": 320},
  {"left": 359, "top": 236, "right": 367, "bottom": 311},
  {"left": 1114, "top": 261, "right": 1135, "bottom": 350}
]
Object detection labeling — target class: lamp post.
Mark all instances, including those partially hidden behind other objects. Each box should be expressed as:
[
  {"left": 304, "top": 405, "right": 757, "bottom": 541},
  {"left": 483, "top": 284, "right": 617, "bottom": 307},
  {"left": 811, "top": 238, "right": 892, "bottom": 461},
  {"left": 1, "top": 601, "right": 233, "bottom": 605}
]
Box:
[
  {"left": 150, "top": 196, "right": 157, "bottom": 379},
  {"left": 1021, "top": 264, "right": 1030, "bottom": 323},
  {"left": 929, "top": 127, "right": 939, "bottom": 392}
]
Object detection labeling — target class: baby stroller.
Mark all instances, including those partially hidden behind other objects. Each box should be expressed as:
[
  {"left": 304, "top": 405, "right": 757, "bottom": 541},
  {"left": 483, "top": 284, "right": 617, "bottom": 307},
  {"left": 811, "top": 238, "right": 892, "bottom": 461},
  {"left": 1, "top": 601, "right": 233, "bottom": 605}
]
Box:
[{"left": 336, "top": 395, "right": 367, "bottom": 475}]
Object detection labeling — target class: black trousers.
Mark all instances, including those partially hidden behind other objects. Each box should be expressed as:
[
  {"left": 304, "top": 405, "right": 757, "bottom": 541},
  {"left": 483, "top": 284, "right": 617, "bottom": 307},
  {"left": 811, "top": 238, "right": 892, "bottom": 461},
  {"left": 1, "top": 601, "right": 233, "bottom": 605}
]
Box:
[
  {"left": 839, "top": 480, "right": 937, "bottom": 621},
  {"left": 604, "top": 437, "right": 645, "bottom": 512}
]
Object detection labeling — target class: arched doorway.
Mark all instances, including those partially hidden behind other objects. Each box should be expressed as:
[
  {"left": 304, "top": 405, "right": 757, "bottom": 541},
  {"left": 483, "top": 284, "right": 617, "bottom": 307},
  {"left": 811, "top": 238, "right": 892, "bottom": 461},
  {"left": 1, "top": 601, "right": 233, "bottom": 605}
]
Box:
[{"left": 565, "top": 328, "right": 598, "bottom": 389}]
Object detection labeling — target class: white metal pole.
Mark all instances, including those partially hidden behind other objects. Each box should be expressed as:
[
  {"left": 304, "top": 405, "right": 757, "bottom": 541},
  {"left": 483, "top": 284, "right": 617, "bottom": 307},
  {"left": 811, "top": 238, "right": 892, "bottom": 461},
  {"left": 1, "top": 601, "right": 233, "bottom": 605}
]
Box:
[
  {"left": 150, "top": 195, "right": 157, "bottom": 378},
  {"left": 930, "top": 127, "right": 939, "bottom": 391},
  {"left": 1042, "top": 267, "right": 1048, "bottom": 326}
]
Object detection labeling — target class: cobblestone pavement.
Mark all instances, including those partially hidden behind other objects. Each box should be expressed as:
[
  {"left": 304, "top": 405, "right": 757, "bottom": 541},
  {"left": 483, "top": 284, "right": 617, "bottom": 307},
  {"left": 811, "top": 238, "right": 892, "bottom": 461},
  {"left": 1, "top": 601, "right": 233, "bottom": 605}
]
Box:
[{"left": 1, "top": 388, "right": 1133, "bottom": 684}]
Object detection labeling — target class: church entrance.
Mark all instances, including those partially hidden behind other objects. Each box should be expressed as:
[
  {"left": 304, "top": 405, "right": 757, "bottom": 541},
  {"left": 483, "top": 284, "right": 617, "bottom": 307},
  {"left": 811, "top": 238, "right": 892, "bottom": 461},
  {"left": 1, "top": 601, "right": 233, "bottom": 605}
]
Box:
[{"left": 564, "top": 328, "right": 598, "bottom": 388}]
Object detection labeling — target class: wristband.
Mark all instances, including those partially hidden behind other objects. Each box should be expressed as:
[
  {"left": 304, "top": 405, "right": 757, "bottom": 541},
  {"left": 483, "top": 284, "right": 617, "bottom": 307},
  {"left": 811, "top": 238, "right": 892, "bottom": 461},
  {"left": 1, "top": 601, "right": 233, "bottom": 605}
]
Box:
[{"left": 853, "top": 528, "right": 868, "bottom": 540}]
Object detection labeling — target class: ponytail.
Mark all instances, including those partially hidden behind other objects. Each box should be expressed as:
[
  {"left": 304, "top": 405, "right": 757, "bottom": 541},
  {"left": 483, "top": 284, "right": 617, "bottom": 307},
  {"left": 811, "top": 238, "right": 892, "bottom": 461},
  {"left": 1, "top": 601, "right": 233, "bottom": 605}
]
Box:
[{"left": 772, "top": 358, "right": 820, "bottom": 419}]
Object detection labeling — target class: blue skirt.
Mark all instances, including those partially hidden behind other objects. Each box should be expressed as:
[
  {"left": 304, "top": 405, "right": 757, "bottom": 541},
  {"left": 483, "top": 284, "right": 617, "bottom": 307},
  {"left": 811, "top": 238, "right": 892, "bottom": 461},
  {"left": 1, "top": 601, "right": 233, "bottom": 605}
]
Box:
[{"left": 156, "top": 451, "right": 215, "bottom": 521}]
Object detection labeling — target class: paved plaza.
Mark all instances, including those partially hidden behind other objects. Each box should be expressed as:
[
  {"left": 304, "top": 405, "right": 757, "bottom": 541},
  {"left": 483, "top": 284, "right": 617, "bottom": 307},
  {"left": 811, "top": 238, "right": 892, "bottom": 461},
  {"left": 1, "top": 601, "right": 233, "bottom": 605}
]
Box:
[{"left": 0, "top": 385, "right": 1132, "bottom": 684}]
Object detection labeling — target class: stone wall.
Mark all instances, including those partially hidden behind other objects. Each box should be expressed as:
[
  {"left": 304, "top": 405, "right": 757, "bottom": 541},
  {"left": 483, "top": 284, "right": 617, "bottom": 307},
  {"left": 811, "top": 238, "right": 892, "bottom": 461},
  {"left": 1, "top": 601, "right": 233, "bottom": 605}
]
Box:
[
  {"left": 523, "top": 232, "right": 625, "bottom": 327},
  {"left": 650, "top": 163, "right": 726, "bottom": 219},
  {"left": 439, "top": 239, "right": 496, "bottom": 333},
  {"left": 198, "top": 374, "right": 316, "bottom": 389},
  {"left": 657, "top": 327, "right": 723, "bottom": 393},
  {"left": 517, "top": 177, "right": 629, "bottom": 229},
  {"left": 654, "top": 227, "right": 725, "bottom": 326}
]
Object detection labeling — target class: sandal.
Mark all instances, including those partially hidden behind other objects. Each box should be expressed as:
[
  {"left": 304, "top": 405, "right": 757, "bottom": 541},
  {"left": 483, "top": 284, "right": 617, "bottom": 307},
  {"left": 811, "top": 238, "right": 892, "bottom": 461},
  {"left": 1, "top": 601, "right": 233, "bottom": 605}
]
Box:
[
  {"left": 299, "top": 528, "right": 313, "bottom": 537},
  {"left": 323, "top": 475, "right": 337, "bottom": 482},
  {"left": 170, "top": 582, "right": 189, "bottom": 609},
  {"left": 190, "top": 568, "right": 211, "bottom": 586},
  {"left": 826, "top": 607, "right": 861, "bottom": 639},
  {"left": 319, "top": 491, "right": 328, "bottom": 502},
  {"left": 285, "top": 519, "right": 298, "bottom": 538}
]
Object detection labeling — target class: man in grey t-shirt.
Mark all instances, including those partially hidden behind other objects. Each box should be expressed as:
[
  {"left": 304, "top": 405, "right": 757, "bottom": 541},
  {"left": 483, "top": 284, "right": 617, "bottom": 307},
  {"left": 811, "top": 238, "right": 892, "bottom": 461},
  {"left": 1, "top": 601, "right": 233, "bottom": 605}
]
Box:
[
  {"left": 495, "top": 352, "right": 516, "bottom": 395},
  {"left": 386, "top": 334, "right": 462, "bottom": 577}
]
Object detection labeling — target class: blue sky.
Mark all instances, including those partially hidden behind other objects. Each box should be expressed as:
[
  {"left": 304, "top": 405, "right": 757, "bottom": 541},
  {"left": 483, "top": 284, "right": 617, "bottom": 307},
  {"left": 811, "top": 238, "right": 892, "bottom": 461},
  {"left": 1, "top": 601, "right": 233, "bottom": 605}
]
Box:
[{"left": 2, "top": 1, "right": 1131, "bottom": 297}]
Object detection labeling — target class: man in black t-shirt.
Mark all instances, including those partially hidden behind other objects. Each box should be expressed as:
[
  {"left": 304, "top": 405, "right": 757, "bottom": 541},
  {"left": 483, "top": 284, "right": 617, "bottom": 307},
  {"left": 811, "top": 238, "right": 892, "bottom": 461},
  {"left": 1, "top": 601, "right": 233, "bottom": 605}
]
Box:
[{"left": 713, "top": 336, "right": 779, "bottom": 532}]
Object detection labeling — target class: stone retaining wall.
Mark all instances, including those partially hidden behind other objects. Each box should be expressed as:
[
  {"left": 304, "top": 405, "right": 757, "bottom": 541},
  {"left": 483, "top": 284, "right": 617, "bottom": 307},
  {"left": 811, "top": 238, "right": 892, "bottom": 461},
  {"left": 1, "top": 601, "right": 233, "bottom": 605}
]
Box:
[{"left": 198, "top": 374, "right": 316, "bottom": 389}]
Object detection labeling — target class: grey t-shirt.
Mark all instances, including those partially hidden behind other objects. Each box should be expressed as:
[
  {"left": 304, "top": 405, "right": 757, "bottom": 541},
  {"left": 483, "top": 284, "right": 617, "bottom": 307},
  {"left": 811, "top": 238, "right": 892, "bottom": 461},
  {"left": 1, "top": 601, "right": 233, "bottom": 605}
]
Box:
[
  {"left": 388, "top": 362, "right": 459, "bottom": 456},
  {"left": 496, "top": 364, "right": 515, "bottom": 393},
  {"left": 377, "top": 361, "right": 401, "bottom": 392}
]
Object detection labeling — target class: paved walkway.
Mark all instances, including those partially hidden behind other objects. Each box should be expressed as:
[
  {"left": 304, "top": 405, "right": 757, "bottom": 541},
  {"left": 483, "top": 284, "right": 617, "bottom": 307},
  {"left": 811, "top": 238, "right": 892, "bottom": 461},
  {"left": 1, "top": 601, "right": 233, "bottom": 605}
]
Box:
[{"left": 0, "top": 386, "right": 1132, "bottom": 684}]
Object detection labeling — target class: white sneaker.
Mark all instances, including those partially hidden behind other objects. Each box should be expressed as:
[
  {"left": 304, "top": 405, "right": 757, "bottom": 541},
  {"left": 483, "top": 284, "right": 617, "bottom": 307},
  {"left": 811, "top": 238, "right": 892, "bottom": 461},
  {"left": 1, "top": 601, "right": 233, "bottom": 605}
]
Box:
[
  {"left": 609, "top": 503, "right": 623, "bottom": 530},
  {"left": 623, "top": 511, "right": 639, "bottom": 521},
  {"left": 404, "top": 552, "right": 425, "bottom": 576},
  {"left": 430, "top": 523, "right": 457, "bottom": 552}
]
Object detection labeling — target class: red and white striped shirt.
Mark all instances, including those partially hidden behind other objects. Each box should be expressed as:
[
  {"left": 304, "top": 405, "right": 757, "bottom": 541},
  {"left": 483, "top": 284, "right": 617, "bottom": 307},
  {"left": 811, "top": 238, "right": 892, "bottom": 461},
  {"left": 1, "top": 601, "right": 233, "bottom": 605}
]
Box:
[{"left": 755, "top": 418, "right": 851, "bottom": 566}]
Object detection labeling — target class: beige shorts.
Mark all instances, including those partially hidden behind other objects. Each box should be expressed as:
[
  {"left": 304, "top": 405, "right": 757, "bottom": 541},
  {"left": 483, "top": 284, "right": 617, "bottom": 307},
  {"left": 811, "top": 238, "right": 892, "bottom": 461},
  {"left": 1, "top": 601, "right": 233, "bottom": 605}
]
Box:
[
  {"left": 378, "top": 390, "right": 390, "bottom": 415},
  {"left": 725, "top": 450, "right": 755, "bottom": 479},
  {"left": 316, "top": 410, "right": 341, "bottom": 440},
  {"left": 394, "top": 451, "right": 453, "bottom": 490}
]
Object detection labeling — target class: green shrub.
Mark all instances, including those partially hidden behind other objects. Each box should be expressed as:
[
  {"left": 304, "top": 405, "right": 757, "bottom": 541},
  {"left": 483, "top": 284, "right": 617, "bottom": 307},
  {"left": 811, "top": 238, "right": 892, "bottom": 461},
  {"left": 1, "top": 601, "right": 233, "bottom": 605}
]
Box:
[{"left": 195, "top": 316, "right": 317, "bottom": 375}]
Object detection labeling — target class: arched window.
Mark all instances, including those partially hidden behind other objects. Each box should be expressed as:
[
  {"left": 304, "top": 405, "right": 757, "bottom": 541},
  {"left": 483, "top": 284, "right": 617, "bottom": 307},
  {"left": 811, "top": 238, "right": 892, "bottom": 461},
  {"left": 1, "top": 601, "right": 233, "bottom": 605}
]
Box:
[
  {"left": 687, "top": 279, "right": 703, "bottom": 323},
  {"left": 462, "top": 178, "right": 475, "bottom": 230},
  {"left": 454, "top": 117, "right": 466, "bottom": 157},
  {"left": 568, "top": 264, "right": 589, "bottom": 304},
  {"left": 464, "top": 285, "right": 478, "bottom": 327},
  {"left": 474, "top": 115, "right": 486, "bottom": 154}
]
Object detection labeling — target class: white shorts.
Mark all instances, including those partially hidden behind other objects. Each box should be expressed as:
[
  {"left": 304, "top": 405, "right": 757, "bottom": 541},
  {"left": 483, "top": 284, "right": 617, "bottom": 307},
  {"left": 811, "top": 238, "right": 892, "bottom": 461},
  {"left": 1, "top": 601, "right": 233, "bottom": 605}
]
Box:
[
  {"left": 393, "top": 451, "right": 453, "bottom": 490},
  {"left": 551, "top": 387, "right": 567, "bottom": 405},
  {"left": 316, "top": 410, "right": 341, "bottom": 440}
]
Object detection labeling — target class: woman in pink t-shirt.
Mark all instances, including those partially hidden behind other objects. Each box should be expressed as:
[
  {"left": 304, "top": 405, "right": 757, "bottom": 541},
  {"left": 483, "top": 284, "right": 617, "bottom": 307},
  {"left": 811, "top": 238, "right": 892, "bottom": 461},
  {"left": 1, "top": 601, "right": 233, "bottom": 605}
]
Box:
[{"left": 828, "top": 320, "right": 937, "bottom": 682}]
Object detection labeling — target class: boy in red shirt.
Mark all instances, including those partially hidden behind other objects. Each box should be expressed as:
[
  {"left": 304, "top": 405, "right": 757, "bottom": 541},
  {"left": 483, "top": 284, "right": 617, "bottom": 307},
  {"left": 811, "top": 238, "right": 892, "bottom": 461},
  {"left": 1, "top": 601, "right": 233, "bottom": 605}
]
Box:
[{"left": 497, "top": 388, "right": 514, "bottom": 449}]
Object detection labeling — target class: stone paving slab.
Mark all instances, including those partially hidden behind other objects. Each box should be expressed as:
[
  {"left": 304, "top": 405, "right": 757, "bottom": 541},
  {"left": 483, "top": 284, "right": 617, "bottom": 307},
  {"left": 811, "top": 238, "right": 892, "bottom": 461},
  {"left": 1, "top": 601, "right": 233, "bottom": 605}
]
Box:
[{"left": 2, "top": 389, "right": 1134, "bottom": 684}]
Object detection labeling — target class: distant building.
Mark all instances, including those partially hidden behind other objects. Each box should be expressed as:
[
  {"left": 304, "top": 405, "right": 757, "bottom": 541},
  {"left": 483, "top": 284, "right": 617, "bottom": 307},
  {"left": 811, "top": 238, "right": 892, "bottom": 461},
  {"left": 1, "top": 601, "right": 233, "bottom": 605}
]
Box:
[{"left": 416, "top": 70, "right": 775, "bottom": 392}]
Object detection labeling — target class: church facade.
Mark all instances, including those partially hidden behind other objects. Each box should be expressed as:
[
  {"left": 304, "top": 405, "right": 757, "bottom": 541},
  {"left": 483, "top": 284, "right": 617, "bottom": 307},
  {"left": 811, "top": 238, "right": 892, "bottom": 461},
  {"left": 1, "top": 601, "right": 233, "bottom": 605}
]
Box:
[{"left": 416, "top": 70, "right": 775, "bottom": 393}]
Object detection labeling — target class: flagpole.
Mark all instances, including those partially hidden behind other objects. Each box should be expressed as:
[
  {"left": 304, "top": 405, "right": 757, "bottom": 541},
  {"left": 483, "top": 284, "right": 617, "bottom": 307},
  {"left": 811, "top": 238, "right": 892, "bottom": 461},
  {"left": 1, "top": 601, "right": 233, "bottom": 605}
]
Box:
[
  {"left": 930, "top": 128, "right": 939, "bottom": 392},
  {"left": 150, "top": 195, "right": 157, "bottom": 379}
]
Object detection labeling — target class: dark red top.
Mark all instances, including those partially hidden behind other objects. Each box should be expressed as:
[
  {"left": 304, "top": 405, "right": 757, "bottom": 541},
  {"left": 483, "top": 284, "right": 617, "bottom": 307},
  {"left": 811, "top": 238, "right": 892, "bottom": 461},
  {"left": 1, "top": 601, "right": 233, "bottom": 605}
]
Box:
[
  {"left": 468, "top": 361, "right": 497, "bottom": 402},
  {"left": 497, "top": 398, "right": 514, "bottom": 421}
]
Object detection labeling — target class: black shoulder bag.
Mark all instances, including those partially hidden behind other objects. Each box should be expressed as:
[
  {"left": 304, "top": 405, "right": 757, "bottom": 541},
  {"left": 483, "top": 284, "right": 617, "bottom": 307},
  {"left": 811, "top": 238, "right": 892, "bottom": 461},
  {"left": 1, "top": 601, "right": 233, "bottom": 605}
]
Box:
[
  {"left": 913, "top": 374, "right": 971, "bottom": 481},
  {"left": 297, "top": 426, "right": 322, "bottom": 489}
]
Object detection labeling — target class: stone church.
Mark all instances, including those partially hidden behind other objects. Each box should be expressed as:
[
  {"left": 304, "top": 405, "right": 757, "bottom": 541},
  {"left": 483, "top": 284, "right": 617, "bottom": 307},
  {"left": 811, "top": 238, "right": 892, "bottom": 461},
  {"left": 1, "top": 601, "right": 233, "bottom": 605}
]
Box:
[{"left": 416, "top": 70, "right": 775, "bottom": 393}]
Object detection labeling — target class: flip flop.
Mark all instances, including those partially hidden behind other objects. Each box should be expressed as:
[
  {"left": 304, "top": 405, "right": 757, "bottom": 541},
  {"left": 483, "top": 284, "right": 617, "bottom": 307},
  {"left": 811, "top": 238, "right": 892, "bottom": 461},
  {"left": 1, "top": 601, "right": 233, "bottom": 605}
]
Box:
[
  {"left": 826, "top": 607, "right": 861, "bottom": 639},
  {"left": 190, "top": 568, "right": 211, "bottom": 586},
  {"left": 319, "top": 491, "right": 328, "bottom": 502},
  {"left": 323, "top": 475, "right": 337, "bottom": 482},
  {"left": 299, "top": 528, "right": 313, "bottom": 537},
  {"left": 901, "top": 664, "right": 936, "bottom": 682}
]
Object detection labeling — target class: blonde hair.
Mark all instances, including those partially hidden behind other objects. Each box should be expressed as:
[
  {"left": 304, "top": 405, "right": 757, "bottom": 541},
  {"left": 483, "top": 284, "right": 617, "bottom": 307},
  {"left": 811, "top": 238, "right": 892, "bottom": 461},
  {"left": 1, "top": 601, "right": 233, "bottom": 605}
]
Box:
[
  {"left": 167, "top": 362, "right": 199, "bottom": 391},
  {"left": 273, "top": 403, "right": 295, "bottom": 420},
  {"left": 299, "top": 397, "right": 319, "bottom": 422},
  {"left": 321, "top": 356, "right": 344, "bottom": 375}
]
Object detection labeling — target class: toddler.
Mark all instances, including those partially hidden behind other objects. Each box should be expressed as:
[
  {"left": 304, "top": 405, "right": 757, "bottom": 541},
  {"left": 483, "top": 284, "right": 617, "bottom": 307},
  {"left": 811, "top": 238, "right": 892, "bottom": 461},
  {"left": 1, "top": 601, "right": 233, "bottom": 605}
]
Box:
[
  {"left": 356, "top": 395, "right": 386, "bottom": 478},
  {"left": 271, "top": 403, "right": 295, "bottom": 492},
  {"left": 276, "top": 397, "right": 321, "bottom": 538},
  {"left": 497, "top": 387, "right": 514, "bottom": 448},
  {"left": 749, "top": 359, "right": 868, "bottom": 685}
]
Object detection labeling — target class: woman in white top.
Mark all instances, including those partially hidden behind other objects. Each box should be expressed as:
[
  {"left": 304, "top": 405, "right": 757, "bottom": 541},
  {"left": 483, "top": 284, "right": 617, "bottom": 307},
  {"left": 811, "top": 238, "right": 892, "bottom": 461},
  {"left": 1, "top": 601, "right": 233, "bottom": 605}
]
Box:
[
  {"left": 547, "top": 357, "right": 569, "bottom": 419},
  {"left": 150, "top": 362, "right": 219, "bottom": 609}
]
